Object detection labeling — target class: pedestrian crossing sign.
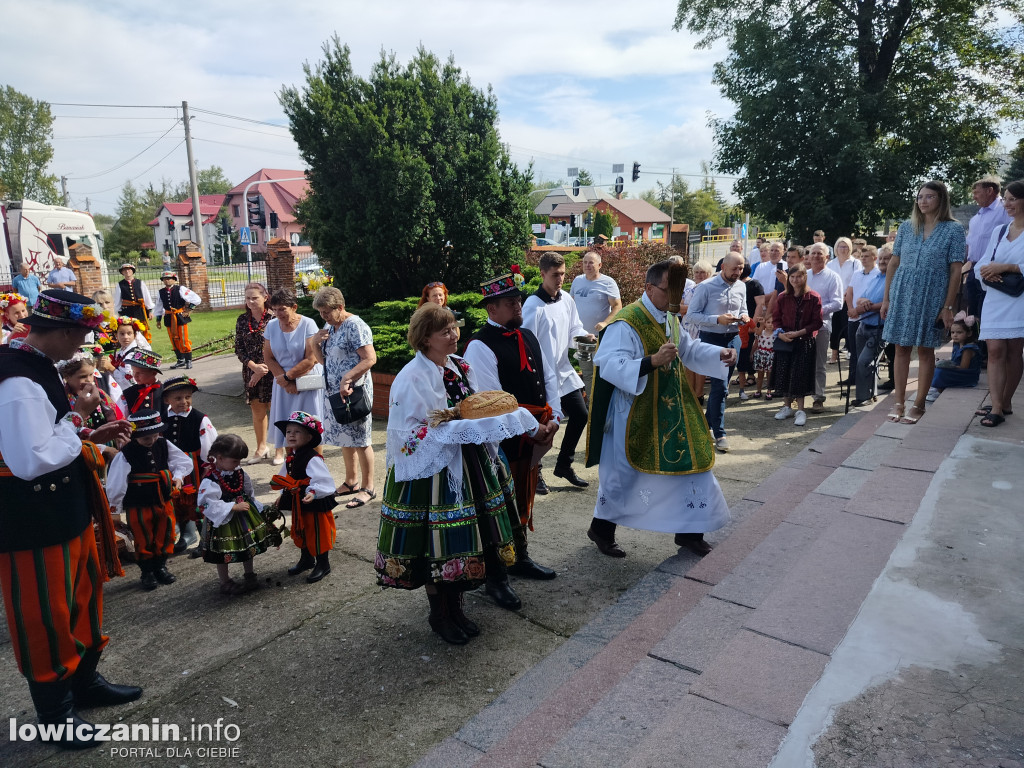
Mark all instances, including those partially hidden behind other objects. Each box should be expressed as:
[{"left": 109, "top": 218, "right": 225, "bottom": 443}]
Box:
[{"left": 239, "top": 226, "right": 252, "bottom": 246}]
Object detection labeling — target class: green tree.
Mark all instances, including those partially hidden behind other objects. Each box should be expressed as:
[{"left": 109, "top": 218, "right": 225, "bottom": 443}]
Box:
[
  {"left": 674, "top": 0, "right": 1024, "bottom": 240},
  {"left": 1005, "top": 140, "right": 1024, "bottom": 185},
  {"left": 279, "top": 39, "right": 533, "bottom": 302},
  {"left": 592, "top": 210, "right": 615, "bottom": 239},
  {"left": 576, "top": 168, "right": 594, "bottom": 186},
  {"left": 106, "top": 181, "right": 154, "bottom": 256},
  {"left": 0, "top": 85, "right": 59, "bottom": 203},
  {"left": 196, "top": 165, "right": 232, "bottom": 195}
]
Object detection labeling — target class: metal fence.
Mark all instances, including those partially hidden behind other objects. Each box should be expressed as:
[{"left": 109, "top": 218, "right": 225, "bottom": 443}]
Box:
[{"left": 104, "top": 261, "right": 269, "bottom": 310}]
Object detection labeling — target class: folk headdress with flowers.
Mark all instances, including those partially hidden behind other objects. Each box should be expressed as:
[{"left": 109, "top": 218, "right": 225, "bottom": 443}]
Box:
[
  {"left": 0, "top": 292, "right": 28, "bottom": 311},
  {"left": 30, "top": 292, "right": 112, "bottom": 329},
  {"left": 113, "top": 315, "right": 147, "bottom": 334}
]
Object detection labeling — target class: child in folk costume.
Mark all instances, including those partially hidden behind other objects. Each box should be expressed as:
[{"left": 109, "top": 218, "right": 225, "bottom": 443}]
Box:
[
  {"left": 1, "top": 291, "right": 30, "bottom": 345},
  {"left": 109, "top": 316, "right": 152, "bottom": 391},
  {"left": 122, "top": 349, "right": 164, "bottom": 415},
  {"left": 162, "top": 375, "right": 217, "bottom": 554},
  {"left": 59, "top": 352, "right": 125, "bottom": 458},
  {"left": 113, "top": 263, "right": 154, "bottom": 342},
  {"left": 105, "top": 410, "right": 193, "bottom": 590},
  {"left": 154, "top": 272, "right": 201, "bottom": 370},
  {"left": 198, "top": 434, "right": 284, "bottom": 595},
  {"left": 270, "top": 412, "right": 337, "bottom": 584}
]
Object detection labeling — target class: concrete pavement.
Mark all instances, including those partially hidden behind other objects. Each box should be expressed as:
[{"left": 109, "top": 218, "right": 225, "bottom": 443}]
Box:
[{"left": 416, "top": 358, "right": 1024, "bottom": 767}]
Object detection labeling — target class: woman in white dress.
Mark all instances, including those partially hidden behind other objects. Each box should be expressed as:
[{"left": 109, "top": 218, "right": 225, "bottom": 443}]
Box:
[
  {"left": 263, "top": 288, "right": 323, "bottom": 464},
  {"left": 975, "top": 179, "right": 1024, "bottom": 427}
]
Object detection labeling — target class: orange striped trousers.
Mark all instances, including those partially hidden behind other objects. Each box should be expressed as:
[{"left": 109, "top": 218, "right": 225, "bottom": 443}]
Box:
[
  {"left": 0, "top": 527, "right": 108, "bottom": 683},
  {"left": 126, "top": 502, "right": 176, "bottom": 560},
  {"left": 165, "top": 309, "right": 191, "bottom": 354},
  {"left": 291, "top": 507, "right": 336, "bottom": 557}
]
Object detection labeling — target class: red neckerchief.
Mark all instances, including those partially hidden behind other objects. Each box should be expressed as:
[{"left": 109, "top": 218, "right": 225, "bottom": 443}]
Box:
[
  {"left": 129, "top": 384, "right": 160, "bottom": 414},
  {"left": 502, "top": 328, "right": 534, "bottom": 372}
]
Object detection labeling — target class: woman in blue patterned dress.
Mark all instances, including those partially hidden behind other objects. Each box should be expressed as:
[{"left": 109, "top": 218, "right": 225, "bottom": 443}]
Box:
[
  {"left": 309, "top": 287, "right": 377, "bottom": 508},
  {"left": 881, "top": 180, "right": 966, "bottom": 424}
]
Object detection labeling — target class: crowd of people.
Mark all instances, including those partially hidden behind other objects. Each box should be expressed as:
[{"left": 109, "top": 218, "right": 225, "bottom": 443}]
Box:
[{"left": 2, "top": 174, "right": 1022, "bottom": 748}]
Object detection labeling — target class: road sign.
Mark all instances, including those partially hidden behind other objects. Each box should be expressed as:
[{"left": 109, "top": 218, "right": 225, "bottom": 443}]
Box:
[
  {"left": 612, "top": 163, "right": 624, "bottom": 173},
  {"left": 704, "top": 221, "right": 713, "bottom": 231},
  {"left": 239, "top": 226, "right": 252, "bottom": 246},
  {"left": 741, "top": 223, "right": 748, "bottom": 238}
]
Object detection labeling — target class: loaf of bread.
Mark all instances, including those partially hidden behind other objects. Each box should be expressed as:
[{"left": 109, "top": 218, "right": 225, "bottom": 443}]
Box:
[{"left": 458, "top": 390, "right": 518, "bottom": 420}]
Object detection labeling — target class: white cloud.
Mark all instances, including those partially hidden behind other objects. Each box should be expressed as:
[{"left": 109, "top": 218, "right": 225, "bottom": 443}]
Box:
[{"left": 3, "top": 0, "right": 740, "bottom": 212}]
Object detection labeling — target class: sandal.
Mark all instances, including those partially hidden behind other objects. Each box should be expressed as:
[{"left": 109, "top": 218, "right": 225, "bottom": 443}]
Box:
[
  {"left": 337, "top": 481, "right": 359, "bottom": 496},
  {"left": 975, "top": 405, "right": 1013, "bottom": 416},
  {"left": 764, "top": 392, "right": 773, "bottom": 400},
  {"left": 220, "top": 579, "right": 246, "bottom": 596},
  {"left": 345, "top": 488, "right": 377, "bottom": 509},
  {"left": 980, "top": 413, "right": 1006, "bottom": 427},
  {"left": 888, "top": 402, "right": 905, "bottom": 423},
  {"left": 753, "top": 390, "right": 763, "bottom": 399},
  {"left": 900, "top": 405, "right": 925, "bottom": 425}
]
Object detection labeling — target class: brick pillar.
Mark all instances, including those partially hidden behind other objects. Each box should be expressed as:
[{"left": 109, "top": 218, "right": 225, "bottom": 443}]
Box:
[
  {"left": 177, "top": 240, "right": 210, "bottom": 310},
  {"left": 68, "top": 242, "right": 102, "bottom": 298},
  {"left": 266, "top": 237, "right": 295, "bottom": 295}
]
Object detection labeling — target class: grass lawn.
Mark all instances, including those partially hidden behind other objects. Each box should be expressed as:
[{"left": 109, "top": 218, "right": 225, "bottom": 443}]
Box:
[{"left": 148, "top": 309, "right": 239, "bottom": 359}]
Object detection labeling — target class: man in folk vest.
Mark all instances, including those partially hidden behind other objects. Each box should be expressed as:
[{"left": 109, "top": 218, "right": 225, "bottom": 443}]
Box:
[
  {"left": 113, "top": 264, "right": 154, "bottom": 343},
  {"left": 585, "top": 260, "right": 736, "bottom": 559},
  {"left": 155, "top": 272, "right": 201, "bottom": 369},
  {"left": 0, "top": 290, "right": 140, "bottom": 749},
  {"left": 463, "top": 270, "right": 561, "bottom": 610}
]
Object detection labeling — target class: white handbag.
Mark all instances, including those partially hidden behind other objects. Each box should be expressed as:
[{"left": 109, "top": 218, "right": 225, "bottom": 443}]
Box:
[{"left": 295, "top": 374, "right": 325, "bottom": 391}]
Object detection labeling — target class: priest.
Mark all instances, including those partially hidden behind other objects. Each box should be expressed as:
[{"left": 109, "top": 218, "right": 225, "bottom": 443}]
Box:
[{"left": 585, "top": 259, "right": 736, "bottom": 558}]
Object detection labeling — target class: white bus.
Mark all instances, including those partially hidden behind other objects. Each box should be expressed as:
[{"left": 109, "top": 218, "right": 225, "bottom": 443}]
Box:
[{"left": 1, "top": 200, "right": 107, "bottom": 289}]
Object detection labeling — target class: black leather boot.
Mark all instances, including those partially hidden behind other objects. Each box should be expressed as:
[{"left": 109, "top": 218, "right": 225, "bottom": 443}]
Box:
[
  {"left": 27, "top": 680, "right": 97, "bottom": 749},
  {"left": 184, "top": 353, "right": 193, "bottom": 370},
  {"left": 153, "top": 557, "right": 176, "bottom": 585},
  {"left": 446, "top": 589, "right": 480, "bottom": 637},
  {"left": 484, "top": 578, "right": 522, "bottom": 610},
  {"left": 72, "top": 650, "right": 143, "bottom": 709},
  {"left": 427, "top": 591, "right": 468, "bottom": 645},
  {"left": 506, "top": 535, "right": 557, "bottom": 580},
  {"left": 306, "top": 552, "right": 331, "bottom": 583},
  {"left": 139, "top": 561, "right": 157, "bottom": 591},
  {"left": 170, "top": 353, "right": 185, "bottom": 370},
  {"left": 287, "top": 550, "right": 315, "bottom": 576}
]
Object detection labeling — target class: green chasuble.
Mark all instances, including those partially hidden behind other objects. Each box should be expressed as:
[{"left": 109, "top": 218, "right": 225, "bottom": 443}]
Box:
[{"left": 585, "top": 300, "right": 715, "bottom": 475}]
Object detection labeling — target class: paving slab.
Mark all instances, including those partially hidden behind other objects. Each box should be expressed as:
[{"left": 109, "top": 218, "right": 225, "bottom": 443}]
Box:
[
  {"left": 658, "top": 499, "right": 764, "bottom": 578},
  {"left": 899, "top": 424, "right": 967, "bottom": 454},
  {"left": 622, "top": 694, "right": 788, "bottom": 768},
  {"left": 812, "top": 465, "right": 873, "bottom": 499},
  {"left": 874, "top": 419, "right": 914, "bottom": 439},
  {"left": 840, "top": 434, "right": 899, "bottom": 470},
  {"left": 414, "top": 737, "right": 484, "bottom": 768},
  {"left": 537, "top": 658, "right": 697, "bottom": 768},
  {"left": 838, "top": 406, "right": 890, "bottom": 442},
  {"left": 689, "top": 630, "right": 830, "bottom": 726},
  {"left": 743, "top": 511, "right": 906, "bottom": 655},
  {"left": 785, "top": 493, "right": 848, "bottom": 530},
  {"left": 842, "top": 465, "right": 935, "bottom": 524},
  {"left": 879, "top": 446, "right": 946, "bottom": 472},
  {"left": 806, "top": 436, "right": 862, "bottom": 468},
  {"left": 709, "top": 522, "right": 822, "bottom": 609},
  {"left": 648, "top": 595, "right": 753, "bottom": 673}
]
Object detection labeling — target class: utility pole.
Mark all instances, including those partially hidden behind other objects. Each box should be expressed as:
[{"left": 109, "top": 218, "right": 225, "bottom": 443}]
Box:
[
  {"left": 61, "top": 176, "right": 69, "bottom": 207},
  {"left": 85, "top": 197, "right": 90, "bottom": 213},
  {"left": 182, "top": 101, "right": 205, "bottom": 259},
  {"left": 670, "top": 168, "right": 676, "bottom": 223}
]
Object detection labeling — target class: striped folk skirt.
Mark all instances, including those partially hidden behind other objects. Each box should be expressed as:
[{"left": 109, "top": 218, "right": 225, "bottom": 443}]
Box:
[
  {"left": 375, "top": 445, "right": 518, "bottom": 590},
  {"left": 203, "top": 501, "right": 284, "bottom": 564}
]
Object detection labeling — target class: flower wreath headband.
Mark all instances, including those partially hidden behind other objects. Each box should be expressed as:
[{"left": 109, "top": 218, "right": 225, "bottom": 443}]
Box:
[
  {"left": 0, "top": 292, "right": 29, "bottom": 311},
  {"left": 110, "top": 316, "right": 147, "bottom": 334}
]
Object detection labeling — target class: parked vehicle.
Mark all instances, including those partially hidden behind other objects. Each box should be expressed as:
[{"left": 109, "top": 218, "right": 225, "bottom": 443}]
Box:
[
  {"left": 534, "top": 238, "right": 556, "bottom": 246},
  {"left": 2, "top": 200, "right": 107, "bottom": 288}
]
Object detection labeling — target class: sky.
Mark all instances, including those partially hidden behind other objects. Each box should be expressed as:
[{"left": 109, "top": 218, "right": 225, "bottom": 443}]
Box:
[{"left": 1, "top": 0, "right": 735, "bottom": 216}]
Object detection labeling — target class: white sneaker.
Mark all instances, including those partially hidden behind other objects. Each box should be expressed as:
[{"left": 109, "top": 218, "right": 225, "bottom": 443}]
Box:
[
  {"left": 794, "top": 410, "right": 807, "bottom": 426},
  {"left": 925, "top": 387, "right": 940, "bottom": 402},
  {"left": 774, "top": 405, "right": 794, "bottom": 420},
  {"left": 715, "top": 436, "right": 729, "bottom": 453},
  {"left": 739, "top": 390, "right": 750, "bottom": 401}
]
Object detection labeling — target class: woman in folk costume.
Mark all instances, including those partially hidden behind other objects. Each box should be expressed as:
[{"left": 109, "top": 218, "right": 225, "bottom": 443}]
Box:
[
  {"left": 0, "top": 289, "right": 138, "bottom": 748},
  {"left": 105, "top": 410, "right": 193, "bottom": 591},
  {"left": 154, "top": 272, "right": 201, "bottom": 370},
  {"left": 270, "top": 411, "right": 337, "bottom": 584},
  {"left": 375, "top": 303, "right": 538, "bottom": 645},
  {"left": 109, "top": 315, "right": 152, "bottom": 391}
]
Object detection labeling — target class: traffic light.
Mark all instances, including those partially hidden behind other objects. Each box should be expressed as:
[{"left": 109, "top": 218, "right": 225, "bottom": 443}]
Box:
[
  {"left": 615, "top": 176, "right": 624, "bottom": 195},
  {"left": 632, "top": 162, "right": 640, "bottom": 182},
  {"left": 220, "top": 217, "right": 230, "bottom": 236},
  {"left": 269, "top": 211, "right": 279, "bottom": 229},
  {"left": 572, "top": 179, "right": 580, "bottom": 197},
  {"left": 247, "top": 195, "right": 265, "bottom": 228},
  {"left": 585, "top": 212, "right": 593, "bottom": 227}
]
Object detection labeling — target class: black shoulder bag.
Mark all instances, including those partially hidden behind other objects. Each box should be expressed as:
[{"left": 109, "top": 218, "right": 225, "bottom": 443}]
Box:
[
  {"left": 324, "top": 334, "right": 372, "bottom": 424},
  {"left": 982, "top": 225, "right": 1024, "bottom": 297}
]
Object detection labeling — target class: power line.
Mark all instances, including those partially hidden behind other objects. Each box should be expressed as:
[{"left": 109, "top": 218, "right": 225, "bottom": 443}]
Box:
[
  {"left": 49, "top": 102, "right": 179, "bottom": 109},
  {"left": 189, "top": 107, "right": 289, "bottom": 128},
  {"left": 76, "top": 140, "right": 186, "bottom": 196},
  {"left": 69, "top": 120, "right": 181, "bottom": 180},
  {"left": 191, "top": 136, "right": 303, "bottom": 159},
  {"left": 53, "top": 115, "right": 179, "bottom": 120},
  {"left": 54, "top": 129, "right": 179, "bottom": 140},
  {"left": 192, "top": 118, "right": 295, "bottom": 139}
]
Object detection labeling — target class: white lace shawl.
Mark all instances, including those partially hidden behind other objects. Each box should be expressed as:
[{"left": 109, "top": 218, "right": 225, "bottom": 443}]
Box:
[{"left": 385, "top": 352, "right": 538, "bottom": 503}]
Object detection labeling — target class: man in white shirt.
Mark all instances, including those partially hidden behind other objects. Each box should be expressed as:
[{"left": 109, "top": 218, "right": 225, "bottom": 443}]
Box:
[
  {"left": 812, "top": 230, "right": 833, "bottom": 259},
  {"left": 805, "top": 244, "right": 845, "bottom": 411},
  {"left": 753, "top": 241, "right": 785, "bottom": 302},
  {"left": 843, "top": 246, "right": 879, "bottom": 393},
  {"left": 826, "top": 238, "right": 861, "bottom": 367},
  {"left": 522, "top": 253, "right": 595, "bottom": 488},
  {"left": 45, "top": 257, "right": 77, "bottom": 290},
  {"left": 686, "top": 253, "right": 749, "bottom": 452},
  {"left": 570, "top": 251, "right": 622, "bottom": 396},
  {"left": 963, "top": 177, "right": 1011, "bottom": 318}
]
